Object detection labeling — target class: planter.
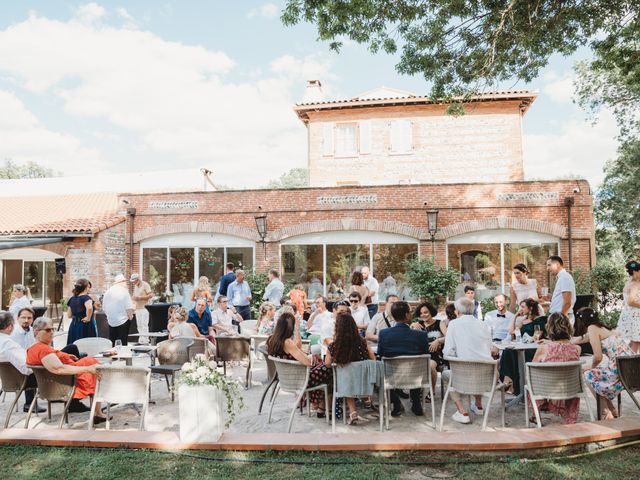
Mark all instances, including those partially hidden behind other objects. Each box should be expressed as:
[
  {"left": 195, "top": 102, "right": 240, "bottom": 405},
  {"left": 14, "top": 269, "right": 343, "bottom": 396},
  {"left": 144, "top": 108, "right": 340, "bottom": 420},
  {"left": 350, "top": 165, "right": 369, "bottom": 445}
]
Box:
[{"left": 179, "top": 384, "right": 225, "bottom": 443}]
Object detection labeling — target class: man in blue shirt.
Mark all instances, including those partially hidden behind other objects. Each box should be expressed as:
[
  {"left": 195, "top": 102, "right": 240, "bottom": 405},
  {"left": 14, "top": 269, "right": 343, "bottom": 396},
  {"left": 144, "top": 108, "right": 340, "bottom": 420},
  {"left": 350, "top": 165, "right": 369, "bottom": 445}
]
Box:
[
  {"left": 226, "top": 270, "right": 253, "bottom": 320},
  {"left": 378, "top": 301, "right": 430, "bottom": 417},
  {"left": 188, "top": 298, "right": 213, "bottom": 337},
  {"left": 218, "top": 263, "right": 236, "bottom": 298}
]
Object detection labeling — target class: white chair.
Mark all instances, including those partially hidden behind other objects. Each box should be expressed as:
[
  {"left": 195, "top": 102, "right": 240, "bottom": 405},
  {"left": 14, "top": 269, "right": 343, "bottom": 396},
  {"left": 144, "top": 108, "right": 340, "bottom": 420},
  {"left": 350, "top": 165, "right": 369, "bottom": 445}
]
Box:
[
  {"left": 439, "top": 357, "right": 505, "bottom": 431},
  {"left": 240, "top": 320, "right": 258, "bottom": 336},
  {"left": 267, "top": 356, "right": 328, "bottom": 433},
  {"left": 381, "top": 355, "right": 435, "bottom": 430},
  {"left": 524, "top": 360, "right": 594, "bottom": 428},
  {"left": 89, "top": 365, "right": 151, "bottom": 430},
  {"left": 332, "top": 360, "right": 384, "bottom": 432},
  {"left": 74, "top": 337, "right": 113, "bottom": 357}
]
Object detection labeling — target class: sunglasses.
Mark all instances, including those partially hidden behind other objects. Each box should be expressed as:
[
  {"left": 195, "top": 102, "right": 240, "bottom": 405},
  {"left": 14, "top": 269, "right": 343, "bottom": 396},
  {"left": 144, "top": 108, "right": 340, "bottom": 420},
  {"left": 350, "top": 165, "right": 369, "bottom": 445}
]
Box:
[
  {"left": 349, "top": 299, "right": 359, "bottom": 303},
  {"left": 41, "top": 328, "right": 54, "bottom": 333}
]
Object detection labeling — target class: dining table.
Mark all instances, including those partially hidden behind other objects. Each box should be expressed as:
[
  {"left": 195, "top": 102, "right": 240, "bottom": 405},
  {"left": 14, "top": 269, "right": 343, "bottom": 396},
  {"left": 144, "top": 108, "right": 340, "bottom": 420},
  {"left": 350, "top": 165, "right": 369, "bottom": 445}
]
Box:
[{"left": 493, "top": 340, "right": 540, "bottom": 409}]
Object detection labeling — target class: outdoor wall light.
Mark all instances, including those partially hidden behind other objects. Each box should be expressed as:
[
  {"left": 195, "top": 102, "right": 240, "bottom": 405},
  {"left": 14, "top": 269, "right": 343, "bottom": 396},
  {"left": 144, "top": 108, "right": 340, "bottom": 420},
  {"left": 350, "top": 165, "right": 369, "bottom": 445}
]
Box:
[
  {"left": 255, "top": 214, "right": 268, "bottom": 242},
  {"left": 427, "top": 209, "right": 439, "bottom": 257}
]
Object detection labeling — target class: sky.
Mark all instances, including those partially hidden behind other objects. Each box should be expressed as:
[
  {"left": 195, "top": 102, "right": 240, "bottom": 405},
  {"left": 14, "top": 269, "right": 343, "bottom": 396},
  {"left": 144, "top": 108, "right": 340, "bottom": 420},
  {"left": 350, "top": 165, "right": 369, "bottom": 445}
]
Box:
[{"left": 0, "top": 1, "right": 619, "bottom": 189}]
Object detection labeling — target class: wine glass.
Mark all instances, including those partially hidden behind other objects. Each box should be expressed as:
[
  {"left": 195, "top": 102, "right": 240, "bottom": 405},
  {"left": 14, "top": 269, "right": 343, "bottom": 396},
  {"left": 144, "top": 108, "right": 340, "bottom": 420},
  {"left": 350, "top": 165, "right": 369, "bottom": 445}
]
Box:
[
  {"left": 533, "top": 325, "right": 542, "bottom": 342},
  {"left": 114, "top": 339, "right": 122, "bottom": 353}
]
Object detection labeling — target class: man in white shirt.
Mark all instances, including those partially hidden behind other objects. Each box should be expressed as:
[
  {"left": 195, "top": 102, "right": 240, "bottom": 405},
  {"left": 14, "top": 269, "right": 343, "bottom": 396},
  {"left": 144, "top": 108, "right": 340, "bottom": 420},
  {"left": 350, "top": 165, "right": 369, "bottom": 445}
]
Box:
[
  {"left": 365, "top": 294, "right": 398, "bottom": 345},
  {"left": 130, "top": 273, "right": 153, "bottom": 345},
  {"left": 546, "top": 255, "right": 576, "bottom": 322},
  {"left": 11, "top": 307, "right": 36, "bottom": 350},
  {"left": 211, "top": 295, "right": 243, "bottom": 335},
  {"left": 102, "top": 274, "right": 134, "bottom": 346},
  {"left": 8, "top": 284, "right": 31, "bottom": 319},
  {"left": 443, "top": 297, "right": 498, "bottom": 424},
  {"left": 348, "top": 292, "right": 371, "bottom": 334},
  {"left": 306, "top": 296, "right": 333, "bottom": 335},
  {"left": 262, "top": 269, "right": 284, "bottom": 306},
  {"left": 319, "top": 300, "right": 350, "bottom": 352},
  {"left": 361, "top": 266, "right": 380, "bottom": 319},
  {"left": 483, "top": 294, "right": 515, "bottom": 341}
]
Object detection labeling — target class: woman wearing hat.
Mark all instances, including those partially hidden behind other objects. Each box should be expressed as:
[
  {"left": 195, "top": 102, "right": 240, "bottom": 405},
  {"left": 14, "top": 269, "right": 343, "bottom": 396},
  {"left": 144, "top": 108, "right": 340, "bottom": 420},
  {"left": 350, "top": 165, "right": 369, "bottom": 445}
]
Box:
[{"left": 618, "top": 260, "right": 640, "bottom": 353}]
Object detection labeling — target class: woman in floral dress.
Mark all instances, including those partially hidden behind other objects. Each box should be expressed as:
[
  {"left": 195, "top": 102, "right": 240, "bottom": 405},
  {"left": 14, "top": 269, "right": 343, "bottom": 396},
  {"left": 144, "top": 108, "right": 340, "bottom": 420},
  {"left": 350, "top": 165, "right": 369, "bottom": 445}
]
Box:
[
  {"left": 617, "top": 260, "right": 640, "bottom": 353},
  {"left": 581, "top": 308, "right": 633, "bottom": 419}
]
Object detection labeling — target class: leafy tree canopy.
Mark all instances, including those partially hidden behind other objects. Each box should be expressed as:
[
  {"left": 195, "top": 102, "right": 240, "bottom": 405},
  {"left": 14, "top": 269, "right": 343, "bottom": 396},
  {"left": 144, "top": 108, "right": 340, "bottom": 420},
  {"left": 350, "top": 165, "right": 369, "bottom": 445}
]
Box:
[
  {"left": 266, "top": 167, "right": 309, "bottom": 189},
  {"left": 0, "top": 159, "right": 59, "bottom": 179}
]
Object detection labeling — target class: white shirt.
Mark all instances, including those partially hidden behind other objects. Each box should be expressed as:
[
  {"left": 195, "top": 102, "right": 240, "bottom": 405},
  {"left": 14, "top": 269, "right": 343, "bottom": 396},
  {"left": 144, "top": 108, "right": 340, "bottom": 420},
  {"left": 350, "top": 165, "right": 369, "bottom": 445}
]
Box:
[
  {"left": 212, "top": 309, "right": 236, "bottom": 328},
  {"left": 550, "top": 269, "right": 576, "bottom": 317},
  {"left": 102, "top": 284, "right": 133, "bottom": 327},
  {"left": 363, "top": 276, "right": 380, "bottom": 304},
  {"left": 483, "top": 310, "right": 515, "bottom": 341},
  {"left": 263, "top": 279, "right": 284, "bottom": 305},
  {"left": 350, "top": 305, "right": 371, "bottom": 326},
  {"left": 443, "top": 315, "right": 493, "bottom": 360},
  {"left": 9, "top": 296, "right": 31, "bottom": 319},
  {"left": 307, "top": 310, "right": 332, "bottom": 334},
  {"left": 365, "top": 311, "right": 394, "bottom": 343},
  {"left": 10, "top": 325, "right": 35, "bottom": 350},
  {"left": 0, "top": 332, "right": 30, "bottom": 375}
]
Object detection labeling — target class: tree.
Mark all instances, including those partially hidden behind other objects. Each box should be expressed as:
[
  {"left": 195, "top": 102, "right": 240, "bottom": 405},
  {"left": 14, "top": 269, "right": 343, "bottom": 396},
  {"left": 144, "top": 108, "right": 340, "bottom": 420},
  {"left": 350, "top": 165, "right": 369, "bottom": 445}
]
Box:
[
  {"left": 0, "top": 159, "right": 59, "bottom": 179},
  {"left": 266, "top": 168, "right": 309, "bottom": 189},
  {"left": 595, "top": 140, "right": 640, "bottom": 258},
  {"left": 282, "top": 1, "right": 639, "bottom": 98},
  {"left": 405, "top": 258, "right": 459, "bottom": 305}
]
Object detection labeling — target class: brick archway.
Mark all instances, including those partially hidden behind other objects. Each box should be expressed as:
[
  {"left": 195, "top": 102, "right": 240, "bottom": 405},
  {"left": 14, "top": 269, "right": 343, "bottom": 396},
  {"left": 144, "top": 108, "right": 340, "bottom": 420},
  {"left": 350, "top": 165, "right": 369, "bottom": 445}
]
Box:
[
  {"left": 436, "top": 216, "right": 566, "bottom": 240},
  {"left": 270, "top": 218, "right": 426, "bottom": 242},
  {"left": 134, "top": 221, "right": 260, "bottom": 244}
]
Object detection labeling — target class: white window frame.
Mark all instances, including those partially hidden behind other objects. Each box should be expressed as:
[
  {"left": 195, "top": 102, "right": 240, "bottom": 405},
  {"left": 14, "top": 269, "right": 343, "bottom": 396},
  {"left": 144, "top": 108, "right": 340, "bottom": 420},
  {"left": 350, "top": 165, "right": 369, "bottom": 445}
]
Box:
[{"left": 334, "top": 122, "right": 359, "bottom": 157}]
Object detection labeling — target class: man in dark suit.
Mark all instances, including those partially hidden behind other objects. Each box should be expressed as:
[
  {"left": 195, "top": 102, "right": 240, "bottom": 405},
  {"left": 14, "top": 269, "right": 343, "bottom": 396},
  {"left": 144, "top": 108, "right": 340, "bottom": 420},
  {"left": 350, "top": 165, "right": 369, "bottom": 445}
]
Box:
[
  {"left": 217, "top": 262, "right": 236, "bottom": 298},
  {"left": 378, "top": 301, "right": 429, "bottom": 417}
]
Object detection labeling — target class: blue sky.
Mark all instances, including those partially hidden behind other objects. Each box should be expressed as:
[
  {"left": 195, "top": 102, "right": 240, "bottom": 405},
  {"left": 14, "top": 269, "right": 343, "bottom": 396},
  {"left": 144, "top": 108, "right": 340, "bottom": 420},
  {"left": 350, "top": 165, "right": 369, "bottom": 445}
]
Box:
[{"left": 0, "top": 1, "right": 618, "bottom": 188}]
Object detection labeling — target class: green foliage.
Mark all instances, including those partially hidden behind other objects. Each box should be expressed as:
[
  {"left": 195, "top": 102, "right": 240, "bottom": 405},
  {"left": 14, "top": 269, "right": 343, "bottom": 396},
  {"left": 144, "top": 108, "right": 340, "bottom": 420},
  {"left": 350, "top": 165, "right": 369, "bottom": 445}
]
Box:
[
  {"left": 571, "top": 267, "right": 594, "bottom": 296},
  {"left": 245, "top": 271, "right": 269, "bottom": 318},
  {"left": 266, "top": 168, "right": 309, "bottom": 189},
  {"left": 405, "top": 258, "right": 459, "bottom": 305},
  {"left": 0, "top": 159, "right": 59, "bottom": 179},
  {"left": 599, "top": 310, "right": 621, "bottom": 330},
  {"left": 480, "top": 295, "right": 510, "bottom": 318},
  {"left": 282, "top": 0, "right": 639, "bottom": 99},
  {"left": 591, "top": 259, "right": 626, "bottom": 311}
]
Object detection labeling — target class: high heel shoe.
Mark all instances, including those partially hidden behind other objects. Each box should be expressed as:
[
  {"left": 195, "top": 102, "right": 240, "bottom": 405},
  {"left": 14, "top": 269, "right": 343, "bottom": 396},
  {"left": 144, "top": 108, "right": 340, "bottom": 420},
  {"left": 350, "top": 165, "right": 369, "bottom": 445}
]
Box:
[{"left": 347, "top": 411, "right": 359, "bottom": 425}]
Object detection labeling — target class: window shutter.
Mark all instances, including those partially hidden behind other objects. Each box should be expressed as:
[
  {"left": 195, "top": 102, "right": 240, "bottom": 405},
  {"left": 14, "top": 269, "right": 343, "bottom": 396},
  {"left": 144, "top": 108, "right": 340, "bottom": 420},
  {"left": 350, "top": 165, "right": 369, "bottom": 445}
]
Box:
[
  {"left": 359, "top": 120, "right": 371, "bottom": 154},
  {"left": 390, "top": 120, "right": 412, "bottom": 153},
  {"left": 390, "top": 120, "right": 401, "bottom": 153},
  {"left": 322, "top": 123, "right": 334, "bottom": 156},
  {"left": 403, "top": 120, "right": 413, "bottom": 152}
]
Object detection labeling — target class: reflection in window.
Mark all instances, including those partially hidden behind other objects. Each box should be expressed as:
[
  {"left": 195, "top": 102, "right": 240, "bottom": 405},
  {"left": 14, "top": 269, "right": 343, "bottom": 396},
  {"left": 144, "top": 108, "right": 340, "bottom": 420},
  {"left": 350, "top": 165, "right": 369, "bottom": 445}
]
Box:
[
  {"left": 504, "top": 243, "right": 557, "bottom": 293},
  {"left": 326, "top": 244, "right": 370, "bottom": 301},
  {"left": 45, "top": 261, "right": 61, "bottom": 305},
  {"left": 281, "top": 245, "right": 324, "bottom": 299},
  {"left": 448, "top": 244, "right": 501, "bottom": 301},
  {"left": 373, "top": 244, "right": 419, "bottom": 301},
  {"left": 143, "top": 248, "right": 167, "bottom": 297},
  {"left": 170, "top": 248, "right": 195, "bottom": 304},
  {"left": 199, "top": 248, "right": 224, "bottom": 292},
  {"left": 226, "top": 247, "right": 253, "bottom": 272},
  {"left": 23, "top": 261, "right": 43, "bottom": 304}
]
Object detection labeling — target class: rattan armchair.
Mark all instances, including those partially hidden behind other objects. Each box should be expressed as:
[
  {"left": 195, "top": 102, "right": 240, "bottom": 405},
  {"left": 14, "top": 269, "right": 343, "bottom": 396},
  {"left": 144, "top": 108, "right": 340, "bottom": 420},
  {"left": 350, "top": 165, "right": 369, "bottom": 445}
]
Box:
[
  {"left": 73, "top": 337, "right": 113, "bottom": 357},
  {"left": 24, "top": 366, "right": 78, "bottom": 429},
  {"left": 257, "top": 343, "right": 278, "bottom": 414},
  {"left": 618, "top": 354, "right": 640, "bottom": 413},
  {"left": 150, "top": 338, "right": 193, "bottom": 401},
  {"left": 215, "top": 336, "right": 252, "bottom": 388},
  {"left": 0, "top": 362, "right": 32, "bottom": 428}
]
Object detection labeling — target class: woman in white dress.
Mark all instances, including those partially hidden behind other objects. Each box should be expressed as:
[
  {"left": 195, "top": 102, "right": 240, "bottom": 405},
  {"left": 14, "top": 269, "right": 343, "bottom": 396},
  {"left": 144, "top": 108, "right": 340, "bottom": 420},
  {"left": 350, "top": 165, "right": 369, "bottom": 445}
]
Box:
[
  {"left": 509, "top": 263, "right": 542, "bottom": 314},
  {"left": 618, "top": 260, "right": 640, "bottom": 353}
]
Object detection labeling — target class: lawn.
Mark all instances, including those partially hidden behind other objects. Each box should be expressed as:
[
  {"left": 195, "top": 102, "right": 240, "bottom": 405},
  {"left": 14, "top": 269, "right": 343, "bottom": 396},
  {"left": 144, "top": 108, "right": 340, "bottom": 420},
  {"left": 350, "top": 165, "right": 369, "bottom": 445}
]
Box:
[{"left": 2, "top": 443, "right": 640, "bottom": 479}]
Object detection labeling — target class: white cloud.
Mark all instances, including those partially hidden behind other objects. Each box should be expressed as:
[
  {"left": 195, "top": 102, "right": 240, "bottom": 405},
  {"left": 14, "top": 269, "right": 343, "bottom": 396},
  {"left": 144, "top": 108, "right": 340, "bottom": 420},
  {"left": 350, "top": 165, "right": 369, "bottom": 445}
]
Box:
[
  {"left": 115, "top": 7, "right": 137, "bottom": 29},
  {"left": 248, "top": 3, "right": 279, "bottom": 19},
  {"left": 523, "top": 111, "right": 618, "bottom": 188},
  {"left": 0, "top": 7, "right": 334, "bottom": 186},
  {"left": 75, "top": 3, "right": 107, "bottom": 24},
  {"left": 542, "top": 71, "right": 574, "bottom": 104}
]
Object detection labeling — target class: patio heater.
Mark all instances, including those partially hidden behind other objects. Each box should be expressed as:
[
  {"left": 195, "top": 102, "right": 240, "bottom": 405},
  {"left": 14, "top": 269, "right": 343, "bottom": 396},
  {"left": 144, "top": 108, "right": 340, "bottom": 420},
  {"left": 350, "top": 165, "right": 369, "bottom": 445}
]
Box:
[
  {"left": 255, "top": 214, "right": 268, "bottom": 255},
  {"left": 427, "top": 209, "right": 439, "bottom": 259}
]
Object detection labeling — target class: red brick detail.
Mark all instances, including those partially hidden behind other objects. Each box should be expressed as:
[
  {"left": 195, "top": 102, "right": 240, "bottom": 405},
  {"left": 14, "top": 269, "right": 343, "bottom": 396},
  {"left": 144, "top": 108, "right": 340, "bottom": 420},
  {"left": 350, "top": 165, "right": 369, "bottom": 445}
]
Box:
[
  {"left": 270, "top": 218, "right": 426, "bottom": 242},
  {"left": 133, "top": 221, "right": 259, "bottom": 244},
  {"left": 436, "top": 216, "right": 566, "bottom": 240}
]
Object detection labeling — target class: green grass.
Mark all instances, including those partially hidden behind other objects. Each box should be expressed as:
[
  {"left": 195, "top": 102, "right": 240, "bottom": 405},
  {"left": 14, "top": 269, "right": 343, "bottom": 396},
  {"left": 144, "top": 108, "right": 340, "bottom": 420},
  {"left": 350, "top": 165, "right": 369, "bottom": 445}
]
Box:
[{"left": 2, "top": 444, "right": 640, "bottom": 479}]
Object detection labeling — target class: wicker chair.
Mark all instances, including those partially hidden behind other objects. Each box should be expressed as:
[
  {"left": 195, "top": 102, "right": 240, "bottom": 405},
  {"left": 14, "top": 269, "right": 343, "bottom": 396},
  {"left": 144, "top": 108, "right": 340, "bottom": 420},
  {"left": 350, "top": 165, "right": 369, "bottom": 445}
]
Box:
[
  {"left": 239, "top": 320, "right": 258, "bottom": 336},
  {"left": 215, "top": 336, "right": 252, "bottom": 388},
  {"left": 257, "top": 343, "right": 278, "bottom": 414},
  {"left": 0, "top": 362, "right": 32, "bottom": 428},
  {"left": 524, "top": 361, "right": 594, "bottom": 428},
  {"left": 73, "top": 337, "right": 113, "bottom": 357},
  {"left": 89, "top": 365, "right": 151, "bottom": 430},
  {"left": 618, "top": 354, "right": 640, "bottom": 413},
  {"left": 332, "top": 360, "right": 384, "bottom": 432},
  {"left": 24, "top": 366, "right": 78, "bottom": 429},
  {"left": 150, "top": 338, "right": 193, "bottom": 401},
  {"left": 439, "top": 357, "right": 505, "bottom": 431},
  {"left": 186, "top": 337, "right": 209, "bottom": 360},
  {"left": 267, "top": 356, "right": 328, "bottom": 433}
]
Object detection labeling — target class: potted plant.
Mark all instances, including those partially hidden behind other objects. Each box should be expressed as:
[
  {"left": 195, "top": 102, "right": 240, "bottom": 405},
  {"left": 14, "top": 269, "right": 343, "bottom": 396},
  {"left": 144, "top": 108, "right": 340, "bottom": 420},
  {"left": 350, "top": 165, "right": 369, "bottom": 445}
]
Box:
[
  {"left": 405, "top": 258, "right": 460, "bottom": 306},
  {"left": 178, "top": 354, "right": 244, "bottom": 443}
]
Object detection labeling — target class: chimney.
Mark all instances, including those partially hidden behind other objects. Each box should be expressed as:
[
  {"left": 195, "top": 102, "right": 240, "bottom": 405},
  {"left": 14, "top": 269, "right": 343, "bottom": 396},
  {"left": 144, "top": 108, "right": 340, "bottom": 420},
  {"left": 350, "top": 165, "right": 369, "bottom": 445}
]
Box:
[{"left": 302, "top": 80, "right": 324, "bottom": 103}]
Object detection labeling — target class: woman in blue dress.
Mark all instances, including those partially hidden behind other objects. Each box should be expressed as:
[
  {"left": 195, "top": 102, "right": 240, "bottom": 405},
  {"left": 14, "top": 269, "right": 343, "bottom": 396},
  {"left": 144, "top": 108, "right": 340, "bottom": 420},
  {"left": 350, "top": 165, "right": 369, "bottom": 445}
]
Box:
[{"left": 66, "top": 278, "right": 97, "bottom": 345}]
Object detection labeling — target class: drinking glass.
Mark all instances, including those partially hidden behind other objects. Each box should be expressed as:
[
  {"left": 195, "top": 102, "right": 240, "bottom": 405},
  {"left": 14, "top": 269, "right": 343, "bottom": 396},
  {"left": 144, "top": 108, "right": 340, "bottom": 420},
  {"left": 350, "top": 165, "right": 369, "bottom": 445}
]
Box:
[
  {"left": 533, "top": 325, "right": 542, "bottom": 342},
  {"left": 114, "top": 339, "right": 122, "bottom": 353}
]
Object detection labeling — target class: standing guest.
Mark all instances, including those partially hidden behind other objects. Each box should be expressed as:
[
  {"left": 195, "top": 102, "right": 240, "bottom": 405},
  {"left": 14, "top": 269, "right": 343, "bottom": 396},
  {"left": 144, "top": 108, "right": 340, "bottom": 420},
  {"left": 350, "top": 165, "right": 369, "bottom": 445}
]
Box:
[
  {"left": 217, "top": 263, "right": 236, "bottom": 299},
  {"left": 529, "top": 313, "right": 581, "bottom": 424},
  {"left": 226, "top": 270, "right": 252, "bottom": 320},
  {"left": 66, "top": 278, "right": 97, "bottom": 345},
  {"left": 582, "top": 308, "right": 633, "bottom": 419},
  {"left": 509, "top": 263, "right": 542, "bottom": 313},
  {"left": 618, "top": 260, "right": 640, "bottom": 353},
  {"left": 308, "top": 274, "right": 324, "bottom": 301},
  {"left": 257, "top": 301, "right": 277, "bottom": 335},
  {"left": 365, "top": 294, "right": 398, "bottom": 345},
  {"left": 8, "top": 285, "right": 31, "bottom": 319},
  {"left": 348, "top": 292, "right": 371, "bottom": 334},
  {"left": 361, "top": 266, "right": 380, "bottom": 319},
  {"left": 484, "top": 294, "right": 515, "bottom": 341},
  {"left": 102, "top": 274, "right": 134, "bottom": 347},
  {"left": 411, "top": 301, "right": 447, "bottom": 386},
  {"left": 11, "top": 307, "right": 36, "bottom": 350},
  {"left": 349, "top": 271, "right": 369, "bottom": 308},
  {"left": 188, "top": 298, "right": 215, "bottom": 340},
  {"left": 263, "top": 269, "right": 285, "bottom": 306},
  {"left": 27, "top": 317, "right": 107, "bottom": 422},
  {"left": 378, "top": 301, "right": 432, "bottom": 417},
  {"left": 191, "top": 276, "right": 213, "bottom": 309},
  {"left": 464, "top": 286, "right": 482, "bottom": 319},
  {"left": 288, "top": 284, "right": 308, "bottom": 318},
  {"left": 267, "top": 312, "right": 331, "bottom": 417},
  {"left": 325, "top": 313, "right": 376, "bottom": 425},
  {"left": 211, "top": 295, "right": 243, "bottom": 335},
  {"left": 306, "top": 296, "right": 333, "bottom": 336},
  {"left": 443, "top": 298, "right": 497, "bottom": 424},
  {"left": 131, "top": 273, "right": 153, "bottom": 345},
  {"left": 546, "top": 255, "right": 576, "bottom": 322},
  {"left": 382, "top": 272, "right": 397, "bottom": 297}
]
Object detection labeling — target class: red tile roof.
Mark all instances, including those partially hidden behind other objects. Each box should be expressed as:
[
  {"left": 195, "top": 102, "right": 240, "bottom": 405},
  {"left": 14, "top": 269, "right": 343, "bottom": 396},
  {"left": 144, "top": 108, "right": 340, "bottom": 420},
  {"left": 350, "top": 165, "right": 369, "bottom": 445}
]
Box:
[{"left": 0, "top": 193, "right": 125, "bottom": 235}]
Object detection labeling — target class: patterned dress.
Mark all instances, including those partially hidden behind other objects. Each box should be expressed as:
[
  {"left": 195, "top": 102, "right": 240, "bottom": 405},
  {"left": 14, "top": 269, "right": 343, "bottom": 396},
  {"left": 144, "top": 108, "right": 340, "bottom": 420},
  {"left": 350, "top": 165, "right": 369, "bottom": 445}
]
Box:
[
  {"left": 273, "top": 350, "right": 332, "bottom": 406},
  {"left": 584, "top": 334, "right": 633, "bottom": 400},
  {"left": 618, "top": 285, "right": 640, "bottom": 342}
]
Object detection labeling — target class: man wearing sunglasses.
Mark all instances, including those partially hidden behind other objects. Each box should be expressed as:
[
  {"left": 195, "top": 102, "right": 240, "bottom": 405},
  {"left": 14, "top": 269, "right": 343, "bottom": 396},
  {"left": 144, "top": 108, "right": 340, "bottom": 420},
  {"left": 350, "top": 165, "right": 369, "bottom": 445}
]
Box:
[{"left": 349, "top": 292, "right": 371, "bottom": 335}]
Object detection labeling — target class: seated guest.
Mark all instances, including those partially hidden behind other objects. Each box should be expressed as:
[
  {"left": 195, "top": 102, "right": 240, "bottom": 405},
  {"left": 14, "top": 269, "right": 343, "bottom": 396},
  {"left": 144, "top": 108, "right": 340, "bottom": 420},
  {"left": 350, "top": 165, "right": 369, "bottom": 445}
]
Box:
[
  {"left": 257, "top": 301, "right": 277, "bottom": 335},
  {"left": 26, "top": 317, "right": 107, "bottom": 423},
  {"left": 529, "top": 313, "right": 581, "bottom": 424},
  {"left": 267, "top": 312, "right": 331, "bottom": 417},
  {"left": 168, "top": 306, "right": 215, "bottom": 356},
  {"left": 188, "top": 298, "right": 215, "bottom": 340},
  {"left": 348, "top": 292, "right": 371, "bottom": 334},
  {"left": 411, "top": 301, "right": 447, "bottom": 374},
  {"left": 325, "top": 313, "right": 376, "bottom": 425},
  {"left": 319, "top": 300, "right": 349, "bottom": 351},
  {"left": 365, "top": 294, "right": 398, "bottom": 346},
  {"left": 11, "top": 307, "right": 36, "bottom": 350},
  {"left": 443, "top": 303, "right": 457, "bottom": 327},
  {"left": 211, "top": 295, "right": 243, "bottom": 335},
  {"left": 306, "top": 296, "right": 332, "bottom": 336},
  {"left": 509, "top": 298, "right": 546, "bottom": 337},
  {"left": 484, "top": 294, "right": 515, "bottom": 341},
  {"left": 443, "top": 298, "right": 498, "bottom": 424},
  {"left": 378, "top": 301, "right": 434, "bottom": 417}
]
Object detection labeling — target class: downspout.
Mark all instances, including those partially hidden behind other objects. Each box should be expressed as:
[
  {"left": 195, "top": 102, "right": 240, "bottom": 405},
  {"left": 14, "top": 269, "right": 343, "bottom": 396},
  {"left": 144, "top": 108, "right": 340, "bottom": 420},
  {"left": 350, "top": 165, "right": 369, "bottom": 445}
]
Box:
[
  {"left": 564, "top": 197, "right": 574, "bottom": 270},
  {"left": 126, "top": 207, "right": 137, "bottom": 280}
]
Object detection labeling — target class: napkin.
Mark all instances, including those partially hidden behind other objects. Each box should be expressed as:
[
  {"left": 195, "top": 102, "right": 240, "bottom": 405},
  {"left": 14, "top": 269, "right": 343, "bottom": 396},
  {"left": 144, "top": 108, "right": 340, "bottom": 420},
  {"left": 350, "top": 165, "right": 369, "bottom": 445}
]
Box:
[{"left": 521, "top": 333, "right": 533, "bottom": 344}]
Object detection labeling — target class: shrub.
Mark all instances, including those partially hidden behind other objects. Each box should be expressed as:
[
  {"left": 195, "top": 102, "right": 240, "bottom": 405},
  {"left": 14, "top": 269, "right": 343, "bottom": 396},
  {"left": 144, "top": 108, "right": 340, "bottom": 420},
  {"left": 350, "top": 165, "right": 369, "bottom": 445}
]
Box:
[
  {"left": 245, "top": 271, "right": 270, "bottom": 319},
  {"left": 405, "top": 258, "right": 459, "bottom": 305},
  {"left": 591, "top": 259, "right": 626, "bottom": 311}
]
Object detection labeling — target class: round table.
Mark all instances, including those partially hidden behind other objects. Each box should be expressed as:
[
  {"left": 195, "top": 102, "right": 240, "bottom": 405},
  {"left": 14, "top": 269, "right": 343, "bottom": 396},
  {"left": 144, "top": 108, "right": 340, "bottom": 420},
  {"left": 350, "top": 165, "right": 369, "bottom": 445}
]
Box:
[{"left": 493, "top": 341, "right": 539, "bottom": 410}]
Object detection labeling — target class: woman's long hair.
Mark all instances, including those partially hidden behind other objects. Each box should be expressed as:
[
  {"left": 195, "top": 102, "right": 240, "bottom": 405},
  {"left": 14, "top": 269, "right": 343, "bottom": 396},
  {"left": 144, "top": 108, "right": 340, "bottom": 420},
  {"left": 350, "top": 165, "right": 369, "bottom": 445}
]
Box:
[
  {"left": 351, "top": 270, "right": 364, "bottom": 286},
  {"left": 197, "top": 276, "right": 211, "bottom": 291},
  {"left": 575, "top": 307, "right": 604, "bottom": 334},
  {"left": 522, "top": 298, "right": 540, "bottom": 320},
  {"left": 331, "top": 313, "right": 367, "bottom": 366},
  {"left": 267, "top": 311, "right": 295, "bottom": 357}
]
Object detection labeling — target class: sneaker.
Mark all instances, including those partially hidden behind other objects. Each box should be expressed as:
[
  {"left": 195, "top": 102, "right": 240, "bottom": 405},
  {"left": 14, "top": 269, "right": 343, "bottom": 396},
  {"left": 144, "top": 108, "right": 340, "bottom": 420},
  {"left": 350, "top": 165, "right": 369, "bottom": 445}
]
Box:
[
  {"left": 451, "top": 411, "right": 471, "bottom": 424},
  {"left": 470, "top": 404, "right": 484, "bottom": 416}
]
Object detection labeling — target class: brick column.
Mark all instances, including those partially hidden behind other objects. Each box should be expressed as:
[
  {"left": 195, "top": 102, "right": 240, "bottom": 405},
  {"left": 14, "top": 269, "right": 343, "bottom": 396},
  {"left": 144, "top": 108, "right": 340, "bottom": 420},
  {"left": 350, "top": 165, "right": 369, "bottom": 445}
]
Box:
[
  {"left": 255, "top": 241, "right": 280, "bottom": 273},
  {"left": 419, "top": 239, "right": 447, "bottom": 267}
]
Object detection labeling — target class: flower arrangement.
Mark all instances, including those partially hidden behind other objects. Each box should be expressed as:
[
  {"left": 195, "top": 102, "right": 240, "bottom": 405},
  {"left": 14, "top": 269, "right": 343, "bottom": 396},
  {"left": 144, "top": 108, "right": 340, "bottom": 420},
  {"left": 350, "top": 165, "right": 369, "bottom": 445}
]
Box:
[{"left": 179, "top": 354, "right": 244, "bottom": 427}]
